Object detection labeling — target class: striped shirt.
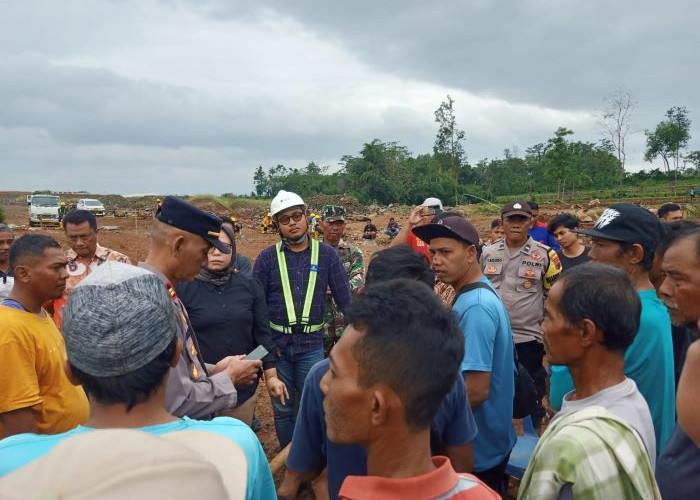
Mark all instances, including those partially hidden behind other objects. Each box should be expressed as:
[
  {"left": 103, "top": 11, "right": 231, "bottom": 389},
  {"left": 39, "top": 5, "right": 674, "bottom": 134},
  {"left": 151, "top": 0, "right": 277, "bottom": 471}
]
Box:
[
  {"left": 518, "top": 406, "right": 661, "bottom": 500},
  {"left": 339, "top": 456, "right": 500, "bottom": 500}
]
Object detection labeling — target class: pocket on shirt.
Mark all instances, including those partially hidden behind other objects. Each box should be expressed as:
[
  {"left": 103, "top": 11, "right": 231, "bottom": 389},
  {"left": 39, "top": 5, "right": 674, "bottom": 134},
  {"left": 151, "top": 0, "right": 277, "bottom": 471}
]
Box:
[{"left": 517, "top": 265, "right": 541, "bottom": 292}]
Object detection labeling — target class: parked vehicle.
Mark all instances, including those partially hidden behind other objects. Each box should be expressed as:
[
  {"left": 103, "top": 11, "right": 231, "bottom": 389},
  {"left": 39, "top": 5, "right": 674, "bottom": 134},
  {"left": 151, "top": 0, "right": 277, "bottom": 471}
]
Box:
[
  {"left": 76, "top": 198, "right": 106, "bottom": 216},
  {"left": 28, "top": 195, "right": 61, "bottom": 226}
]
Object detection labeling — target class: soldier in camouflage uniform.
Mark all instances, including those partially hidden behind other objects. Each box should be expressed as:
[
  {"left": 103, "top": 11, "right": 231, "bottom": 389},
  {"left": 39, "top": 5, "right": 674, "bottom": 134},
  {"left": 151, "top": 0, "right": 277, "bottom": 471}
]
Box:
[{"left": 320, "top": 204, "right": 365, "bottom": 355}]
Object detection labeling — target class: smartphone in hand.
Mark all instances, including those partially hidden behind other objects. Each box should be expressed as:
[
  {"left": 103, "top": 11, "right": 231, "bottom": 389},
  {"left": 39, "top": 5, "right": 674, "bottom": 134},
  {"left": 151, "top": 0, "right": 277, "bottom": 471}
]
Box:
[{"left": 244, "top": 345, "right": 269, "bottom": 361}]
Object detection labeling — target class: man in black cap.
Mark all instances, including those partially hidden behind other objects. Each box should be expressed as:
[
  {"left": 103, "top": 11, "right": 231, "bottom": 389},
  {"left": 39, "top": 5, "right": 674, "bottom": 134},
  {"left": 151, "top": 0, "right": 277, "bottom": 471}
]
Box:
[
  {"left": 480, "top": 201, "right": 562, "bottom": 429},
  {"left": 548, "top": 203, "right": 675, "bottom": 455},
  {"left": 413, "top": 216, "right": 516, "bottom": 494},
  {"left": 140, "top": 196, "right": 263, "bottom": 419}
]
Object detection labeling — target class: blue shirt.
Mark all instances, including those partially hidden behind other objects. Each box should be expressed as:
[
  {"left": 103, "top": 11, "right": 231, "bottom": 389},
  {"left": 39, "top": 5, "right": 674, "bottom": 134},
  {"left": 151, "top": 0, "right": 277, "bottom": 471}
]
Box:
[
  {"left": 253, "top": 240, "right": 352, "bottom": 353},
  {"left": 286, "top": 358, "right": 478, "bottom": 500},
  {"left": 656, "top": 425, "right": 700, "bottom": 499},
  {"left": 454, "top": 278, "right": 517, "bottom": 471},
  {"left": 548, "top": 290, "right": 675, "bottom": 453},
  {"left": 528, "top": 224, "right": 560, "bottom": 251},
  {"left": 0, "top": 416, "right": 276, "bottom": 500}
]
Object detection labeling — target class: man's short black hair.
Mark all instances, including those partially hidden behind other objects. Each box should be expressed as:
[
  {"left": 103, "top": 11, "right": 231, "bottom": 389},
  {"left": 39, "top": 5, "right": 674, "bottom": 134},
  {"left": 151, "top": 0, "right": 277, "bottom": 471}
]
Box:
[
  {"left": 658, "top": 203, "right": 681, "bottom": 219},
  {"left": 344, "top": 279, "right": 463, "bottom": 431},
  {"left": 9, "top": 234, "right": 61, "bottom": 270},
  {"left": 558, "top": 263, "right": 640, "bottom": 353},
  {"left": 668, "top": 227, "right": 700, "bottom": 261},
  {"left": 658, "top": 221, "right": 699, "bottom": 254},
  {"left": 366, "top": 245, "right": 435, "bottom": 289},
  {"left": 62, "top": 209, "right": 97, "bottom": 231},
  {"left": 618, "top": 241, "right": 655, "bottom": 271},
  {"left": 71, "top": 338, "right": 177, "bottom": 411},
  {"left": 527, "top": 201, "right": 539, "bottom": 211},
  {"left": 490, "top": 219, "right": 502, "bottom": 230},
  {"left": 547, "top": 212, "right": 579, "bottom": 235}
]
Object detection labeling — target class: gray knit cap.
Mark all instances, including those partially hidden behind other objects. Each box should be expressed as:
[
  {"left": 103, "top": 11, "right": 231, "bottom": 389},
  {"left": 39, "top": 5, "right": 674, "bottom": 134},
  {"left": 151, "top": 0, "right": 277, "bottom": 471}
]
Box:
[{"left": 63, "top": 262, "right": 177, "bottom": 377}]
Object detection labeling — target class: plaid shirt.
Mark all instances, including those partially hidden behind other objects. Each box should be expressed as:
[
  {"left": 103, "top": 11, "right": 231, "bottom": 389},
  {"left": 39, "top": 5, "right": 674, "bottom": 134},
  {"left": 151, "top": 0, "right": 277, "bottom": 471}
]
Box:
[
  {"left": 253, "top": 240, "right": 352, "bottom": 353},
  {"left": 518, "top": 406, "right": 661, "bottom": 500}
]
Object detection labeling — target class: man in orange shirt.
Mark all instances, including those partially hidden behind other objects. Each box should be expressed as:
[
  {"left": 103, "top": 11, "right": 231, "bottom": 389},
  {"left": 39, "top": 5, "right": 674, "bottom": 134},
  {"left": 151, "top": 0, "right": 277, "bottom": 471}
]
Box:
[
  {"left": 51, "top": 210, "right": 130, "bottom": 329},
  {"left": 322, "top": 280, "right": 498, "bottom": 500},
  {"left": 0, "top": 234, "right": 89, "bottom": 437}
]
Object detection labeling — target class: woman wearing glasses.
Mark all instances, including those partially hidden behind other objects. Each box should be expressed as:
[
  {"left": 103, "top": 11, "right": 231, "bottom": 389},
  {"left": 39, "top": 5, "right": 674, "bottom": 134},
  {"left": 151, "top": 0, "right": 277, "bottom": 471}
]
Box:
[{"left": 176, "top": 221, "right": 287, "bottom": 426}]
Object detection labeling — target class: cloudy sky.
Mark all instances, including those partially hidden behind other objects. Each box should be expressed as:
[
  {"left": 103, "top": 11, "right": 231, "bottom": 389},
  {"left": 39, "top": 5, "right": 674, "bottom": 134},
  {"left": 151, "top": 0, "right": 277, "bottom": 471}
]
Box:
[{"left": 2, "top": 0, "right": 697, "bottom": 195}]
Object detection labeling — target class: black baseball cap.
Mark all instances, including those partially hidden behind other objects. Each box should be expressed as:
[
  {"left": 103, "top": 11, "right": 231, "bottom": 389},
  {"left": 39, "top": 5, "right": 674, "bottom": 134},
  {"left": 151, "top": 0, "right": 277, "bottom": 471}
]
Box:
[
  {"left": 501, "top": 201, "right": 532, "bottom": 218},
  {"left": 157, "top": 196, "right": 231, "bottom": 254},
  {"left": 575, "top": 203, "right": 663, "bottom": 253},
  {"left": 412, "top": 215, "right": 480, "bottom": 246}
]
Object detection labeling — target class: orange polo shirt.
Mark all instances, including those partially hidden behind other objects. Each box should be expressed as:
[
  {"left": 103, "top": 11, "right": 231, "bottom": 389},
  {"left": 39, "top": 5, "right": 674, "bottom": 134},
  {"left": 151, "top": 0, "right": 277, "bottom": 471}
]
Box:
[{"left": 338, "top": 456, "right": 500, "bottom": 500}]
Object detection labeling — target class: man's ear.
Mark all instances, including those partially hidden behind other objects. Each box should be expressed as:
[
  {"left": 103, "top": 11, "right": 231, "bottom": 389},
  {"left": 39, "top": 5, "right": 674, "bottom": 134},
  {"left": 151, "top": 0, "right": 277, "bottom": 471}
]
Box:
[
  {"left": 12, "top": 264, "right": 30, "bottom": 283},
  {"left": 579, "top": 318, "right": 598, "bottom": 348},
  {"left": 172, "top": 235, "right": 186, "bottom": 257},
  {"left": 370, "top": 388, "right": 389, "bottom": 427},
  {"left": 625, "top": 243, "right": 645, "bottom": 266},
  {"left": 64, "top": 360, "right": 81, "bottom": 386},
  {"left": 171, "top": 338, "right": 182, "bottom": 367}
]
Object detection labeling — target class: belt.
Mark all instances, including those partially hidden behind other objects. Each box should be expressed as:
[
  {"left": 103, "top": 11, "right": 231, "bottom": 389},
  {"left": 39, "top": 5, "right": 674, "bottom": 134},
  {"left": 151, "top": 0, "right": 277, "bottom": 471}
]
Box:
[{"left": 269, "top": 321, "right": 325, "bottom": 335}]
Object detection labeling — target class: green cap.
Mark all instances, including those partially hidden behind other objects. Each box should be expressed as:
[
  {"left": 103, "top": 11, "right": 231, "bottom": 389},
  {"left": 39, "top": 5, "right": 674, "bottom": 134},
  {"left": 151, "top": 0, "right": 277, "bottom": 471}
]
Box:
[{"left": 322, "top": 205, "right": 346, "bottom": 222}]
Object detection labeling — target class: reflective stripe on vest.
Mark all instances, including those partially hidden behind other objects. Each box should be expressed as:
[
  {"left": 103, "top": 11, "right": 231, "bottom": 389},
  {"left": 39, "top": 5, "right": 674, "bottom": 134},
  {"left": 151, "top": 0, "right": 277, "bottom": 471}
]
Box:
[{"left": 274, "top": 239, "right": 322, "bottom": 333}]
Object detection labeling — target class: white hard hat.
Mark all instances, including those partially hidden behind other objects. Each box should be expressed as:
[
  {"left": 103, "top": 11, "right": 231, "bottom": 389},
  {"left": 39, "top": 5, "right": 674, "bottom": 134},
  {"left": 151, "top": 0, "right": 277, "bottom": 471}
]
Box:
[
  {"left": 270, "top": 190, "right": 305, "bottom": 218},
  {"left": 421, "top": 197, "right": 443, "bottom": 210}
]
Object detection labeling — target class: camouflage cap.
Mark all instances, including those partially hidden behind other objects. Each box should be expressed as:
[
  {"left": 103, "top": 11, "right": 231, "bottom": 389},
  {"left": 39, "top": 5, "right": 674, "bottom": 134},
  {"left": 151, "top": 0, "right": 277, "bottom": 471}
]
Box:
[{"left": 322, "top": 204, "right": 346, "bottom": 222}]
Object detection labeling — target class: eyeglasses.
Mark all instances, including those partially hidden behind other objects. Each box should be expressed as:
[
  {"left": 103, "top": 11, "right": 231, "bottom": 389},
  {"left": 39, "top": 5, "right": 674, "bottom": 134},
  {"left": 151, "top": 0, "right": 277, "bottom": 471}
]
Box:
[
  {"left": 209, "top": 242, "right": 233, "bottom": 254},
  {"left": 277, "top": 212, "right": 305, "bottom": 225}
]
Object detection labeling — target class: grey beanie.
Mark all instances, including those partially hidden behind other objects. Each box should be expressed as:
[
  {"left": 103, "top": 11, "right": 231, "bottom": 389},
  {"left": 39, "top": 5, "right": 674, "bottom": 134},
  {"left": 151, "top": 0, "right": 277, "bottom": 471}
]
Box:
[{"left": 63, "top": 262, "right": 177, "bottom": 377}]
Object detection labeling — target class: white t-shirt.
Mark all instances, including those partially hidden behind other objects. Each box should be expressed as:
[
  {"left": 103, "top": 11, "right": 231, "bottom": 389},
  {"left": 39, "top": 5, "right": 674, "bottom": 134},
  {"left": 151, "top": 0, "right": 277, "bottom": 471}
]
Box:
[{"left": 555, "top": 377, "right": 656, "bottom": 469}]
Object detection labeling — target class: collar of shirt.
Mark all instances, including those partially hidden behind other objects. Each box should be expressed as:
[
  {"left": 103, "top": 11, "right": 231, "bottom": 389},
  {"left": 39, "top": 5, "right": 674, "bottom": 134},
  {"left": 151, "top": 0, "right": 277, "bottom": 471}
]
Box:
[
  {"left": 339, "top": 456, "right": 459, "bottom": 500},
  {"left": 66, "top": 243, "right": 110, "bottom": 263}
]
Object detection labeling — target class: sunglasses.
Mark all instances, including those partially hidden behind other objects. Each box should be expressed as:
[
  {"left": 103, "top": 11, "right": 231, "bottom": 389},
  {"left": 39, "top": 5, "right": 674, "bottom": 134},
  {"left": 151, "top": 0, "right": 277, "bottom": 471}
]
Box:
[{"left": 277, "top": 211, "right": 305, "bottom": 225}]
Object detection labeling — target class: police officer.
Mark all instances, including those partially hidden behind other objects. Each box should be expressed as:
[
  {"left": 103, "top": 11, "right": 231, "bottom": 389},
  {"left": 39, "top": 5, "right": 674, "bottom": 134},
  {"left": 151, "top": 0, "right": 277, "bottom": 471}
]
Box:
[
  {"left": 253, "top": 190, "right": 352, "bottom": 448},
  {"left": 319, "top": 204, "right": 365, "bottom": 354},
  {"left": 139, "top": 196, "right": 262, "bottom": 419},
  {"left": 480, "top": 200, "right": 562, "bottom": 427}
]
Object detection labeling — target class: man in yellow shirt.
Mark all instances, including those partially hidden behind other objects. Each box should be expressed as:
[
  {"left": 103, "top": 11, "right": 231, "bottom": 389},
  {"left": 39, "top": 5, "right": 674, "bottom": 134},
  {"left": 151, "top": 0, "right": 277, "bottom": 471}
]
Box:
[{"left": 0, "top": 234, "right": 89, "bottom": 437}]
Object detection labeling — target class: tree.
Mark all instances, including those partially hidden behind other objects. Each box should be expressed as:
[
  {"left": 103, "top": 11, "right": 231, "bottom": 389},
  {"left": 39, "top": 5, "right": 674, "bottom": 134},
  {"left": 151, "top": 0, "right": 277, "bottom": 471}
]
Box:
[
  {"left": 645, "top": 106, "right": 692, "bottom": 173},
  {"left": 253, "top": 165, "right": 267, "bottom": 197},
  {"left": 599, "top": 86, "right": 636, "bottom": 183},
  {"left": 434, "top": 95, "right": 467, "bottom": 175}
]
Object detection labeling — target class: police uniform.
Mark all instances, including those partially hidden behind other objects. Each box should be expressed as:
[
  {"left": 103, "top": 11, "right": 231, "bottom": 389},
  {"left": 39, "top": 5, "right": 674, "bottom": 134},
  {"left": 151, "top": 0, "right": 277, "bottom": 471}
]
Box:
[
  {"left": 480, "top": 237, "right": 561, "bottom": 344},
  {"left": 139, "top": 196, "right": 237, "bottom": 419},
  {"left": 481, "top": 200, "right": 562, "bottom": 427}
]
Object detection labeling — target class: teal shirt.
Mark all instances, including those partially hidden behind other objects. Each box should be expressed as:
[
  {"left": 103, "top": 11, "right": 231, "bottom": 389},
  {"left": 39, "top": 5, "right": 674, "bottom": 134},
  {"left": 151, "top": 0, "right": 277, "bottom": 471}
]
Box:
[
  {"left": 0, "top": 417, "right": 276, "bottom": 500},
  {"left": 549, "top": 290, "right": 675, "bottom": 453}
]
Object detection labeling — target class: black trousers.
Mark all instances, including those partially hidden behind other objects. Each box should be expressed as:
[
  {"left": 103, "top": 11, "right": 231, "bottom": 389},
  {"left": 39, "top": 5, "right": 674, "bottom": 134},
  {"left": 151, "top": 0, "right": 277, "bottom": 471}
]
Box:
[
  {"left": 516, "top": 340, "right": 547, "bottom": 425},
  {"left": 475, "top": 452, "right": 511, "bottom": 498}
]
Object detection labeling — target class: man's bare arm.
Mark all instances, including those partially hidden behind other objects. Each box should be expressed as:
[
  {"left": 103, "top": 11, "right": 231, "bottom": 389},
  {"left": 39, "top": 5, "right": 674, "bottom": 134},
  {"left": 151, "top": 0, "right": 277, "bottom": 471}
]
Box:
[{"left": 0, "top": 407, "right": 38, "bottom": 436}]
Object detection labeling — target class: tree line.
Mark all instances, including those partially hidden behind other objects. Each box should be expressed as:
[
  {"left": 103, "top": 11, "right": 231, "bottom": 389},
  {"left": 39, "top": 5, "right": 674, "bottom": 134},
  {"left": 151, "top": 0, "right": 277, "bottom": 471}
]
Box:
[{"left": 252, "top": 91, "right": 699, "bottom": 206}]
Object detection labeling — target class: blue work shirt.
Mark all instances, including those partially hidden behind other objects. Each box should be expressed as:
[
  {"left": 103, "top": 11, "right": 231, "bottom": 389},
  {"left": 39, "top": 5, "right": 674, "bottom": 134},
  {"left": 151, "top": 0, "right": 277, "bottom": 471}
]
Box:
[
  {"left": 0, "top": 417, "right": 276, "bottom": 500},
  {"left": 454, "top": 278, "right": 517, "bottom": 471},
  {"left": 253, "top": 240, "right": 352, "bottom": 353},
  {"left": 286, "top": 358, "right": 478, "bottom": 500},
  {"left": 549, "top": 290, "right": 675, "bottom": 453}
]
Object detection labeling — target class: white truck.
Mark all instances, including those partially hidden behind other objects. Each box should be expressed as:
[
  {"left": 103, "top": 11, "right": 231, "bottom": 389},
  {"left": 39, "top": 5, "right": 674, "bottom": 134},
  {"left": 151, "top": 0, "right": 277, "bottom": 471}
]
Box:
[{"left": 28, "top": 195, "right": 62, "bottom": 226}]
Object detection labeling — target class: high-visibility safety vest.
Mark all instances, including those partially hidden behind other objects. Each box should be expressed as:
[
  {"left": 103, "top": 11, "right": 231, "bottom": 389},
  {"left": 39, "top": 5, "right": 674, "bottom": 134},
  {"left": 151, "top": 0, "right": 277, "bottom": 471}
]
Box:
[{"left": 269, "top": 239, "right": 324, "bottom": 334}]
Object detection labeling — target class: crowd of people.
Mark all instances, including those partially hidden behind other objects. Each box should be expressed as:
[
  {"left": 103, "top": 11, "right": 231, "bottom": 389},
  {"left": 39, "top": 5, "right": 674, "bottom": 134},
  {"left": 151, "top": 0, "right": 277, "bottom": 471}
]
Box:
[{"left": 0, "top": 190, "right": 698, "bottom": 500}]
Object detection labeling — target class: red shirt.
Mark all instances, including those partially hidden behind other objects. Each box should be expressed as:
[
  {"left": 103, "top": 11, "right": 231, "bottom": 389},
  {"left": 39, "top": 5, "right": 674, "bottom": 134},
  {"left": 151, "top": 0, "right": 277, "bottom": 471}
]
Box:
[
  {"left": 406, "top": 231, "right": 431, "bottom": 263},
  {"left": 339, "top": 456, "right": 500, "bottom": 500}
]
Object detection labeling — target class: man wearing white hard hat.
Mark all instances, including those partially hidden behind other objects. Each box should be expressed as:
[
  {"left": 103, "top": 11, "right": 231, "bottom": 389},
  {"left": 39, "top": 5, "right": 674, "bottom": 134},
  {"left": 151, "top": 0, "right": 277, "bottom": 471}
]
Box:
[{"left": 253, "top": 190, "right": 352, "bottom": 447}]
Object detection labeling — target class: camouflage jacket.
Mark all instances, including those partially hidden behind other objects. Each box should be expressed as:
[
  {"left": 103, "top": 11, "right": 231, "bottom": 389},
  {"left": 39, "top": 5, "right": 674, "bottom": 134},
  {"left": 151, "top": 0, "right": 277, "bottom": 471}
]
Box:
[{"left": 324, "top": 239, "right": 365, "bottom": 339}]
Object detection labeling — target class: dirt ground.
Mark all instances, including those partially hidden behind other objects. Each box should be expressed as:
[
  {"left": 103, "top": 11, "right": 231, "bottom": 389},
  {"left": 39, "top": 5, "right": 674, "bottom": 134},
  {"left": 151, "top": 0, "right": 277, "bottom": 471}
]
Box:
[{"left": 3, "top": 199, "right": 531, "bottom": 499}]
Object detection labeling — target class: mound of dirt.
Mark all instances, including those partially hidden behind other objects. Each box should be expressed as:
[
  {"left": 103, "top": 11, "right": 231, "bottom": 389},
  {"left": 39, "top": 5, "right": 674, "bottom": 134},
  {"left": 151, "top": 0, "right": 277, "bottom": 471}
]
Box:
[{"left": 188, "top": 197, "right": 232, "bottom": 216}]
